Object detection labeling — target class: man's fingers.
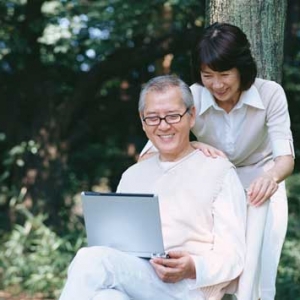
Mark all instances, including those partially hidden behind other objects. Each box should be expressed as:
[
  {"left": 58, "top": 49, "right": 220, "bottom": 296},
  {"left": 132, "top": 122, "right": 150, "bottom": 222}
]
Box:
[{"left": 167, "top": 250, "right": 189, "bottom": 258}]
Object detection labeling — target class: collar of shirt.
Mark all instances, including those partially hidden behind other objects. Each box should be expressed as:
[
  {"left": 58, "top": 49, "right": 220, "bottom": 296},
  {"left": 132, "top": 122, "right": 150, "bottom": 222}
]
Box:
[{"left": 199, "top": 84, "right": 265, "bottom": 115}]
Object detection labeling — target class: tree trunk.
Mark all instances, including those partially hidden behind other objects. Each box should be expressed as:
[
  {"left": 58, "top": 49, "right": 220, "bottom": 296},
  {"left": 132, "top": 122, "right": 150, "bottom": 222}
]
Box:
[{"left": 205, "top": 0, "right": 287, "bottom": 83}]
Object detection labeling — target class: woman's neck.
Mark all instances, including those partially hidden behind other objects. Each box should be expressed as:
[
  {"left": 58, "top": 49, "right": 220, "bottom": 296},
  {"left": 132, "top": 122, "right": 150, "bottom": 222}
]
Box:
[{"left": 215, "top": 91, "right": 242, "bottom": 113}]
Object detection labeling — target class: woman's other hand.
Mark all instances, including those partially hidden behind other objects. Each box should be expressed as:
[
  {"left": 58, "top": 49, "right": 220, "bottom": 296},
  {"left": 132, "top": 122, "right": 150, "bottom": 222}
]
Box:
[
  {"left": 191, "top": 141, "right": 227, "bottom": 158},
  {"left": 247, "top": 173, "right": 278, "bottom": 206},
  {"left": 247, "top": 155, "right": 294, "bottom": 206}
]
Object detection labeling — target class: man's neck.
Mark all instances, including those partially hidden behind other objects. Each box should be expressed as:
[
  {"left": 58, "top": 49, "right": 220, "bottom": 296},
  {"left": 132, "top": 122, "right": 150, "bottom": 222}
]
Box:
[{"left": 159, "top": 145, "right": 195, "bottom": 162}]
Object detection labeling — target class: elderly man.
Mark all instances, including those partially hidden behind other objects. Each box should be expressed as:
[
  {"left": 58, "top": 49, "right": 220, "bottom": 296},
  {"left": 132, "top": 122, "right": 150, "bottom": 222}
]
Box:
[{"left": 59, "top": 75, "right": 246, "bottom": 300}]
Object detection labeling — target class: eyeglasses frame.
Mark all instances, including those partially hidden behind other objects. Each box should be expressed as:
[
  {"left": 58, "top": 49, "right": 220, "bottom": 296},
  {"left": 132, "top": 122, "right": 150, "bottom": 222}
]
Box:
[{"left": 142, "top": 107, "right": 190, "bottom": 126}]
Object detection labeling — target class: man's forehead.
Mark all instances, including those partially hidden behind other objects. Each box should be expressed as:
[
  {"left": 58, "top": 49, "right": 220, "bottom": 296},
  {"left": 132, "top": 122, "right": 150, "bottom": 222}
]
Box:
[
  {"left": 145, "top": 88, "right": 182, "bottom": 103},
  {"left": 144, "top": 100, "right": 184, "bottom": 113}
]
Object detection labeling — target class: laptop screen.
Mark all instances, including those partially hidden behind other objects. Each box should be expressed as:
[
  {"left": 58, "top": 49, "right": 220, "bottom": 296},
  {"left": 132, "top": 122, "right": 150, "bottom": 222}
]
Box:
[{"left": 81, "top": 192, "right": 166, "bottom": 258}]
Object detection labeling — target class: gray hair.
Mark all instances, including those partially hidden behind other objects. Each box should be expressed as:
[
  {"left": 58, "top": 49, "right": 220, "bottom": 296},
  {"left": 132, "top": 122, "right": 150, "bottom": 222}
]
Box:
[{"left": 138, "top": 75, "right": 194, "bottom": 112}]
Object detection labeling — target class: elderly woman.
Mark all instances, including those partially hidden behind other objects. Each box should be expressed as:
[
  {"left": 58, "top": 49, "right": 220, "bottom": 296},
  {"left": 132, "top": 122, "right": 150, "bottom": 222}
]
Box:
[{"left": 141, "top": 23, "right": 294, "bottom": 300}]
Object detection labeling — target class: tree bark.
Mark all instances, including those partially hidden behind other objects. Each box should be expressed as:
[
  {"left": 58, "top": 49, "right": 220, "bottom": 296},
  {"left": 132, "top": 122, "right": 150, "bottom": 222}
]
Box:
[{"left": 205, "top": 0, "right": 287, "bottom": 83}]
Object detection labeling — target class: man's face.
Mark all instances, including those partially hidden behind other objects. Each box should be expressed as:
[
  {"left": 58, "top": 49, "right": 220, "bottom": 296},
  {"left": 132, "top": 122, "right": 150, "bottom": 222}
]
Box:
[{"left": 140, "top": 87, "right": 195, "bottom": 161}]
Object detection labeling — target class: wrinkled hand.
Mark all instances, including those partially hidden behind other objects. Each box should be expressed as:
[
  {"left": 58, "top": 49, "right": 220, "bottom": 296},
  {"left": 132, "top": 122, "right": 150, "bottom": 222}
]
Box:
[
  {"left": 190, "top": 141, "right": 226, "bottom": 158},
  {"left": 150, "top": 251, "right": 196, "bottom": 283},
  {"left": 247, "top": 173, "right": 278, "bottom": 206}
]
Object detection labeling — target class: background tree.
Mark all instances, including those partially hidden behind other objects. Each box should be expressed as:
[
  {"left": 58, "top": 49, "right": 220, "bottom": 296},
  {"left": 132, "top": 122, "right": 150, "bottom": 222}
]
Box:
[{"left": 205, "top": 0, "right": 287, "bottom": 83}]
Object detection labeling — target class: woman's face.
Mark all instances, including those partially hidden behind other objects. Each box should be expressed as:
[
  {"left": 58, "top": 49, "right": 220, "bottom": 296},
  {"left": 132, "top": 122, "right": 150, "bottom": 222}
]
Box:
[{"left": 200, "top": 65, "right": 241, "bottom": 105}]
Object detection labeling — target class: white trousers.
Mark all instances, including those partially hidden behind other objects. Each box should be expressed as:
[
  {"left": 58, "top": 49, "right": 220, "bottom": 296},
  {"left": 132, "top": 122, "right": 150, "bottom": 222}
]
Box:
[
  {"left": 59, "top": 246, "right": 204, "bottom": 300},
  {"left": 237, "top": 182, "right": 288, "bottom": 300},
  {"left": 260, "top": 183, "right": 288, "bottom": 300}
]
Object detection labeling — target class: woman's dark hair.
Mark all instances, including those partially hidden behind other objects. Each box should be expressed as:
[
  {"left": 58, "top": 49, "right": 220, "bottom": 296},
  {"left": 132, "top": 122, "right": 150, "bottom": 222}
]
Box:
[{"left": 192, "top": 22, "right": 257, "bottom": 91}]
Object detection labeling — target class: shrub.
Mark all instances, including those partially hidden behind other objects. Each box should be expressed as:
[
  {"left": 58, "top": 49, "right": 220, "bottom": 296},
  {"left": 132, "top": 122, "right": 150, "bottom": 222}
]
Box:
[
  {"left": 0, "top": 204, "right": 85, "bottom": 299},
  {"left": 276, "top": 173, "right": 300, "bottom": 300}
]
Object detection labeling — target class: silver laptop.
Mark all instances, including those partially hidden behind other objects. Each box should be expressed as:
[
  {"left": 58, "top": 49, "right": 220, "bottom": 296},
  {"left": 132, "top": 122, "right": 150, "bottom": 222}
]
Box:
[{"left": 81, "top": 191, "right": 168, "bottom": 259}]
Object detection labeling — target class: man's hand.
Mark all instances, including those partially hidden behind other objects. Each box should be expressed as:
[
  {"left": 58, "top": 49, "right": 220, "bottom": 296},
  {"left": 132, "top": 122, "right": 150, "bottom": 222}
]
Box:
[{"left": 150, "top": 251, "right": 196, "bottom": 283}]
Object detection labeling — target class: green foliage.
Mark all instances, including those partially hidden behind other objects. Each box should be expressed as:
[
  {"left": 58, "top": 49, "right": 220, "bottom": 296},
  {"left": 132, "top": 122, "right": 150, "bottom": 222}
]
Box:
[
  {"left": 2, "top": 139, "right": 39, "bottom": 173},
  {"left": 0, "top": 139, "right": 41, "bottom": 230},
  {"left": 0, "top": 0, "right": 204, "bottom": 217},
  {"left": 276, "top": 174, "right": 300, "bottom": 299},
  {"left": 277, "top": 17, "right": 300, "bottom": 298},
  {"left": 0, "top": 204, "right": 85, "bottom": 298},
  {"left": 1, "top": 0, "right": 204, "bottom": 83},
  {"left": 283, "top": 18, "right": 300, "bottom": 167}
]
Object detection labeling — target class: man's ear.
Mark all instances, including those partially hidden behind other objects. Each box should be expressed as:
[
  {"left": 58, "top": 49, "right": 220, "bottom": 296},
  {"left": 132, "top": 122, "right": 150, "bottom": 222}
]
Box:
[
  {"left": 189, "top": 106, "right": 196, "bottom": 128},
  {"left": 140, "top": 113, "right": 146, "bottom": 132}
]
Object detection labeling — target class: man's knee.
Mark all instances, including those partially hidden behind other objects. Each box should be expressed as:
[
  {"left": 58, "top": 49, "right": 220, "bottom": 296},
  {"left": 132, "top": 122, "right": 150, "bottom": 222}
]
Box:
[
  {"left": 69, "top": 246, "right": 114, "bottom": 274},
  {"left": 75, "top": 246, "right": 113, "bottom": 260}
]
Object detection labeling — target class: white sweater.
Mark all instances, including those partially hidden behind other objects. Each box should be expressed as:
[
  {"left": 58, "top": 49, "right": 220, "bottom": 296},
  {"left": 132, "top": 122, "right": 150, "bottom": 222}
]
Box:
[{"left": 117, "top": 150, "right": 247, "bottom": 299}]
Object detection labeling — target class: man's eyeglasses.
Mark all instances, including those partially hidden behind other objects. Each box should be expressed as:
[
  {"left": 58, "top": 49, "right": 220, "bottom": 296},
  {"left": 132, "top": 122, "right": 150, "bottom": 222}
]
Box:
[{"left": 142, "top": 108, "right": 190, "bottom": 126}]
